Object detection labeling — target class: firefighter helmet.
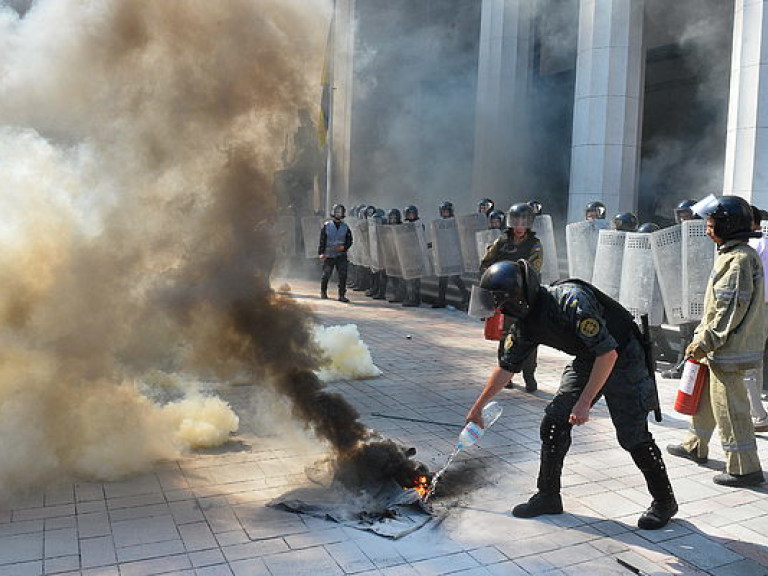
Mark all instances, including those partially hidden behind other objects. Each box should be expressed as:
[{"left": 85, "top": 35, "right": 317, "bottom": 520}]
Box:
[{"left": 694, "top": 195, "right": 760, "bottom": 241}]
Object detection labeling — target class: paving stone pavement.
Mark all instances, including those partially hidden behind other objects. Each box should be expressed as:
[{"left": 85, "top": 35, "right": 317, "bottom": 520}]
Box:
[{"left": 2, "top": 277, "right": 768, "bottom": 576}]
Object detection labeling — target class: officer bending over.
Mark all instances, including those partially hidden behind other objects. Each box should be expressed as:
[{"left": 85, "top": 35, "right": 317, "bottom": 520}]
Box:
[{"left": 466, "top": 260, "right": 677, "bottom": 530}]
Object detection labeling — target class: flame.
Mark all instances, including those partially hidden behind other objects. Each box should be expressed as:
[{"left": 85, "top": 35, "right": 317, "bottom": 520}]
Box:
[{"left": 410, "top": 474, "right": 431, "bottom": 498}]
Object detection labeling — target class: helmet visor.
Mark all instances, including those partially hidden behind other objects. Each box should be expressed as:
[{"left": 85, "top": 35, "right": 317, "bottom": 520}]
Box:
[{"left": 691, "top": 194, "right": 719, "bottom": 219}]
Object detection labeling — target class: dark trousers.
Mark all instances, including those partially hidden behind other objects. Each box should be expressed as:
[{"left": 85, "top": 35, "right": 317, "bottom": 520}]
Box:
[
  {"left": 436, "top": 275, "right": 470, "bottom": 304},
  {"left": 320, "top": 255, "right": 348, "bottom": 296}
]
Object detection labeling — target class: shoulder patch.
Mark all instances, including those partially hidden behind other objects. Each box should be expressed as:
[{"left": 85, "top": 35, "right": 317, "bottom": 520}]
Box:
[{"left": 579, "top": 317, "right": 600, "bottom": 338}]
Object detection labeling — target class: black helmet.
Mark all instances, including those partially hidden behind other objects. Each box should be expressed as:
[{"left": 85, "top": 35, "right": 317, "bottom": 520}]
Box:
[
  {"left": 694, "top": 195, "right": 760, "bottom": 241},
  {"left": 331, "top": 203, "right": 346, "bottom": 219},
  {"left": 404, "top": 205, "right": 419, "bottom": 221},
  {"left": 439, "top": 201, "right": 454, "bottom": 218},
  {"left": 488, "top": 209, "right": 506, "bottom": 229},
  {"left": 364, "top": 205, "right": 377, "bottom": 219},
  {"left": 585, "top": 201, "right": 606, "bottom": 220},
  {"left": 612, "top": 212, "right": 639, "bottom": 232},
  {"left": 507, "top": 202, "right": 535, "bottom": 228},
  {"left": 527, "top": 200, "right": 543, "bottom": 215},
  {"left": 674, "top": 199, "right": 697, "bottom": 224},
  {"left": 478, "top": 198, "right": 495, "bottom": 215},
  {"left": 479, "top": 260, "right": 540, "bottom": 319},
  {"left": 371, "top": 208, "right": 386, "bottom": 224},
  {"left": 387, "top": 208, "right": 402, "bottom": 225},
  {"left": 637, "top": 222, "right": 660, "bottom": 233}
]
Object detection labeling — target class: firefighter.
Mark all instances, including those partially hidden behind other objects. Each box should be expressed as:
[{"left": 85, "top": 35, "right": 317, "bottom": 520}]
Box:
[
  {"left": 466, "top": 260, "right": 677, "bottom": 530},
  {"left": 480, "top": 202, "right": 543, "bottom": 392},
  {"left": 666, "top": 195, "right": 765, "bottom": 487},
  {"left": 318, "top": 203, "right": 353, "bottom": 302}
]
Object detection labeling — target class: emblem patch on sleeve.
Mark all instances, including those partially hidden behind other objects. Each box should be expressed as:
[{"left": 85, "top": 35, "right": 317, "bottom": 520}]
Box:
[{"left": 579, "top": 317, "right": 600, "bottom": 337}]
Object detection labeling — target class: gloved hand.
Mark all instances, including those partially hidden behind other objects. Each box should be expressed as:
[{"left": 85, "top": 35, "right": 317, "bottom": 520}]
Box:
[{"left": 685, "top": 342, "right": 706, "bottom": 361}]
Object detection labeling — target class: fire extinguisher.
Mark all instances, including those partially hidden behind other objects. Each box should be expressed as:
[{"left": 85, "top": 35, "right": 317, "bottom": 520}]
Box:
[{"left": 674, "top": 359, "right": 708, "bottom": 415}]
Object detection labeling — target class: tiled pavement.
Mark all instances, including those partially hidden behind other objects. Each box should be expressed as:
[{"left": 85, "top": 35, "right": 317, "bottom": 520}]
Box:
[{"left": 2, "top": 277, "right": 768, "bottom": 576}]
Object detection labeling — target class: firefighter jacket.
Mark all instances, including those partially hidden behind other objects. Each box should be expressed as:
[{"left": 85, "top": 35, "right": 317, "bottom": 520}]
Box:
[
  {"left": 691, "top": 239, "right": 766, "bottom": 370},
  {"left": 480, "top": 231, "right": 543, "bottom": 274}
]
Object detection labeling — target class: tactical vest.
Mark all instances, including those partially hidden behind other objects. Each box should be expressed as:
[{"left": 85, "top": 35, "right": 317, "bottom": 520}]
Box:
[{"left": 323, "top": 220, "right": 349, "bottom": 258}]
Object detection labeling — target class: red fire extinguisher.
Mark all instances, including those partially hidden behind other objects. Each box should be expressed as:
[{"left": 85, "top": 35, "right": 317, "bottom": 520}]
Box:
[
  {"left": 674, "top": 359, "right": 708, "bottom": 415},
  {"left": 484, "top": 309, "right": 505, "bottom": 341}
]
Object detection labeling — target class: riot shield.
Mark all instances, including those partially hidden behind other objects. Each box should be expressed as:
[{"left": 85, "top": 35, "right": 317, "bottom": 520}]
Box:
[
  {"left": 651, "top": 224, "right": 685, "bottom": 324},
  {"left": 457, "top": 213, "right": 489, "bottom": 273},
  {"left": 300, "top": 216, "right": 324, "bottom": 259},
  {"left": 355, "top": 219, "right": 371, "bottom": 268},
  {"left": 429, "top": 218, "right": 464, "bottom": 276},
  {"left": 682, "top": 219, "right": 715, "bottom": 321},
  {"left": 273, "top": 215, "right": 297, "bottom": 258},
  {"left": 565, "top": 219, "right": 608, "bottom": 282},
  {"left": 368, "top": 220, "right": 385, "bottom": 272},
  {"left": 619, "top": 232, "right": 664, "bottom": 326},
  {"left": 476, "top": 229, "right": 502, "bottom": 264},
  {"left": 393, "top": 222, "right": 431, "bottom": 279},
  {"left": 591, "top": 229, "right": 626, "bottom": 300},
  {"left": 532, "top": 214, "right": 560, "bottom": 284},
  {"left": 346, "top": 218, "right": 361, "bottom": 265},
  {"left": 380, "top": 225, "right": 403, "bottom": 277}
]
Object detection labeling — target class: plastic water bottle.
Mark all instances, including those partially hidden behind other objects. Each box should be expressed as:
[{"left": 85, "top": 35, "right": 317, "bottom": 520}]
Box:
[{"left": 456, "top": 401, "right": 503, "bottom": 450}]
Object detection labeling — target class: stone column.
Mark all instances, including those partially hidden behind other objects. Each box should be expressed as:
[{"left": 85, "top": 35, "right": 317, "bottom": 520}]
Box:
[
  {"left": 472, "top": 0, "right": 534, "bottom": 202},
  {"left": 329, "top": 0, "right": 356, "bottom": 207},
  {"left": 723, "top": 0, "right": 768, "bottom": 207},
  {"left": 567, "top": 0, "right": 644, "bottom": 223}
]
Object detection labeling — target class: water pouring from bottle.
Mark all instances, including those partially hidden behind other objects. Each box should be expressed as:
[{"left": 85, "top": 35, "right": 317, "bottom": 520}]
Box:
[{"left": 422, "top": 401, "right": 502, "bottom": 503}]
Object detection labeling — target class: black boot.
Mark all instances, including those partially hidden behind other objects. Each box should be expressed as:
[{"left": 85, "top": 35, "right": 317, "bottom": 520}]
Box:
[
  {"left": 630, "top": 442, "right": 678, "bottom": 530},
  {"left": 512, "top": 417, "right": 570, "bottom": 518}
]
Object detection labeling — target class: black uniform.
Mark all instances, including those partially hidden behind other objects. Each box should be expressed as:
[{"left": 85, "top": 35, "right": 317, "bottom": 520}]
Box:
[
  {"left": 500, "top": 280, "right": 657, "bottom": 447},
  {"left": 502, "top": 280, "right": 675, "bottom": 527}
]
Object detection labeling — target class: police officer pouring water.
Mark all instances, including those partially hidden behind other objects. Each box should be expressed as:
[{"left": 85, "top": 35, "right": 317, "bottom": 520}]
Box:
[
  {"left": 318, "top": 203, "right": 353, "bottom": 302},
  {"left": 465, "top": 260, "right": 677, "bottom": 530}
]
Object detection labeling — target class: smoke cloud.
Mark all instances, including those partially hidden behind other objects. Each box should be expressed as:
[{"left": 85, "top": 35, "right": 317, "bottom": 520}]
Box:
[{"left": 0, "top": 0, "right": 423, "bottom": 500}]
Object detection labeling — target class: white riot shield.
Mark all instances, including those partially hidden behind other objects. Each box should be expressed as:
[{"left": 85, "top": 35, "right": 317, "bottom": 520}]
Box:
[
  {"left": 532, "top": 214, "right": 559, "bottom": 284},
  {"left": 591, "top": 229, "right": 626, "bottom": 300},
  {"left": 380, "top": 225, "right": 403, "bottom": 277},
  {"left": 393, "top": 222, "right": 431, "bottom": 279},
  {"left": 457, "top": 213, "right": 489, "bottom": 273},
  {"left": 619, "top": 232, "right": 664, "bottom": 326},
  {"left": 651, "top": 224, "right": 685, "bottom": 324},
  {"left": 565, "top": 219, "right": 608, "bottom": 282},
  {"left": 355, "top": 219, "right": 371, "bottom": 268},
  {"left": 368, "top": 221, "right": 385, "bottom": 272},
  {"left": 476, "top": 229, "right": 502, "bottom": 264},
  {"left": 682, "top": 219, "right": 715, "bottom": 321},
  {"left": 273, "top": 215, "right": 297, "bottom": 258},
  {"left": 300, "top": 216, "right": 324, "bottom": 259},
  {"left": 429, "top": 218, "right": 463, "bottom": 276},
  {"left": 346, "top": 218, "right": 361, "bottom": 265},
  {"left": 761, "top": 219, "right": 768, "bottom": 236}
]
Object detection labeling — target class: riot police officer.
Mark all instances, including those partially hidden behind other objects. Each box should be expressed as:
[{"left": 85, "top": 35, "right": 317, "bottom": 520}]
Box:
[
  {"left": 480, "top": 203, "right": 543, "bottom": 391},
  {"left": 612, "top": 212, "right": 639, "bottom": 232},
  {"left": 402, "top": 205, "right": 422, "bottom": 307},
  {"left": 433, "top": 201, "right": 471, "bottom": 309},
  {"left": 674, "top": 199, "right": 697, "bottom": 224},
  {"left": 466, "top": 260, "right": 677, "bottom": 530},
  {"left": 585, "top": 201, "right": 607, "bottom": 221},
  {"left": 478, "top": 198, "right": 495, "bottom": 217},
  {"left": 488, "top": 210, "right": 505, "bottom": 230},
  {"left": 318, "top": 203, "right": 353, "bottom": 302},
  {"left": 385, "top": 208, "right": 405, "bottom": 303}
]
